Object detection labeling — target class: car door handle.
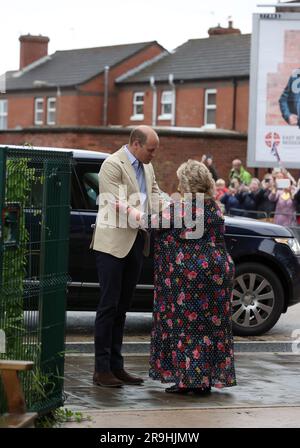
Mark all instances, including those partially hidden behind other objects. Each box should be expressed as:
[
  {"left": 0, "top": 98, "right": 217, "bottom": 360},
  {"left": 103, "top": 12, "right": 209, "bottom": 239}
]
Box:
[{"left": 91, "top": 224, "right": 95, "bottom": 229}]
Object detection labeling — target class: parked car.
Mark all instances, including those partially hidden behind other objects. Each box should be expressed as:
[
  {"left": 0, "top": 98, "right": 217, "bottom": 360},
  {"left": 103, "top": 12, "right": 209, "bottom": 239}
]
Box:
[{"left": 2, "top": 145, "right": 300, "bottom": 336}]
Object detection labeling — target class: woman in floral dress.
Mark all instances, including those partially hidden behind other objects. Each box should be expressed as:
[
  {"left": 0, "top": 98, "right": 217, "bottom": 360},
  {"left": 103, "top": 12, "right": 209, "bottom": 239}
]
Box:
[{"left": 148, "top": 160, "right": 236, "bottom": 394}]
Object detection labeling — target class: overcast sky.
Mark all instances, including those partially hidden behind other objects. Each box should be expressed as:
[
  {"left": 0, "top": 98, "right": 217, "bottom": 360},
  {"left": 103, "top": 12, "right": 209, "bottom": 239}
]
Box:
[{"left": 0, "top": 0, "right": 278, "bottom": 75}]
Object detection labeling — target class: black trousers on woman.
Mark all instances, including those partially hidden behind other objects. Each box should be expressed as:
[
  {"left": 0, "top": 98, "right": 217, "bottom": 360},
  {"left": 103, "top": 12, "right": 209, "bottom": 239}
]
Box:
[{"left": 94, "top": 232, "right": 144, "bottom": 373}]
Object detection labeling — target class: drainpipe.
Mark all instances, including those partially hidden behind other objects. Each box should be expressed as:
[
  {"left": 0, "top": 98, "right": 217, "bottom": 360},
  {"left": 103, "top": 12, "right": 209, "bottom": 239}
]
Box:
[
  {"left": 103, "top": 65, "right": 109, "bottom": 126},
  {"left": 150, "top": 76, "right": 157, "bottom": 127},
  {"left": 56, "top": 85, "right": 61, "bottom": 124},
  {"left": 168, "top": 73, "right": 176, "bottom": 126},
  {"left": 232, "top": 77, "right": 237, "bottom": 131}
]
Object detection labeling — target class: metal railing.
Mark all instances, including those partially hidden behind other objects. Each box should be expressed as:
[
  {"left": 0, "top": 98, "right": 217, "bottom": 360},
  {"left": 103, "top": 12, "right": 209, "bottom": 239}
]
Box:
[{"left": 226, "top": 208, "right": 300, "bottom": 224}]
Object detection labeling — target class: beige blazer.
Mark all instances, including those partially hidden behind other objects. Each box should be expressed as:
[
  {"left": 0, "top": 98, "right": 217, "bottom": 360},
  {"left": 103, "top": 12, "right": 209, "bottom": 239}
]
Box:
[{"left": 91, "top": 146, "right": 161, "bottom": 258}]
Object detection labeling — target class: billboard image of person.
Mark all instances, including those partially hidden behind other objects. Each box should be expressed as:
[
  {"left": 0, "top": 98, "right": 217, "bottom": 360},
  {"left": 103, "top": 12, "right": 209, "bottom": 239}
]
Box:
[
  {"left": 248, "top": 14, "right": 300, "bottom": 169},
  {"left": 279, "top": 68, "right": 300, "bottom": 127}
]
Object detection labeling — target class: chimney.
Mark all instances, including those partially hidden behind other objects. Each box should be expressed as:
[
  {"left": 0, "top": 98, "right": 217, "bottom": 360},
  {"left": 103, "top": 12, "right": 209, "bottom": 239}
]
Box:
[
  {"left": 19, "top": 34, "right": 49, "bottom": 70},
  {"left": 208, "top": 20, "right": 241, "bottom": 37},
  {"left": 276, "top": 1, "right": 300, "bottom": 12}
]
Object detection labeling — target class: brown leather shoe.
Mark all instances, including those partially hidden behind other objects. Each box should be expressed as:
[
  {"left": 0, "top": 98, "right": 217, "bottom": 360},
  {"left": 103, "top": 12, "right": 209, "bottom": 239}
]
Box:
[
  {"left": 93, "top": 371, "right": 123, "bottom": 388},
  {"left": 112, "top": 369, "right": 144, "bottom": 385}
]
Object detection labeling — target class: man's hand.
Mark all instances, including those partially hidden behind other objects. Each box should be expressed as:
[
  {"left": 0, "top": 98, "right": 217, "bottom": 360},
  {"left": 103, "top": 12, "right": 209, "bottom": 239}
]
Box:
[
  {"left": 288, "top": 114, "right": 298, "bottom": 125},
  {"left": 114, "top": 199, "right": 128, "bottom": 213}
]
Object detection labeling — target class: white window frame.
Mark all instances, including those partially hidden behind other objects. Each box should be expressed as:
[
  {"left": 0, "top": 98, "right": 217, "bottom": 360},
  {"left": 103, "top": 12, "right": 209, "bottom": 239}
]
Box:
[
  {"left": 158, "top": 90, "right": 173, "bottom": 120},
  {"left": 34, "top": 98, "right": 44, "bottom": 125},
  {"left": 0, "top": 99, "right": 8, "bottom": 130},
  {"left": 47, "top": 97, "right": 56, "bottom": 125},
  {"left": 131, "top": 92, "right": 144, "bottom": 121},
  {"left": 204, "top": 88, "right": 217, "bottom": 129}
]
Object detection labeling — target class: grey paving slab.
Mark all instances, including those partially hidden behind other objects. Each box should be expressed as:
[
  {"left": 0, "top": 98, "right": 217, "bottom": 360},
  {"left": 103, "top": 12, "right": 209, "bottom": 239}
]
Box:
[
  {"left": 62, "top": 406, "right": 300, "bottom": 428},
  {"left": 63, "top": 353, "right": 300, "bottom": 412}
]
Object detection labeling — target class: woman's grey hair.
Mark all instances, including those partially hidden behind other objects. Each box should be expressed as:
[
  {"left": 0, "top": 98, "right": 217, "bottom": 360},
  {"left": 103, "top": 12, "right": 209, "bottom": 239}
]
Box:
[{"left": 176, "top": 159, "right": 215, "bottom": 197}]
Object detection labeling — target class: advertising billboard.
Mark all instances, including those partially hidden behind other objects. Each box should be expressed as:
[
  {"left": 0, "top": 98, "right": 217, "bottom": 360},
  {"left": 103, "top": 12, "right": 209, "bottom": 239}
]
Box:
[{"left": 248, "top": 13, "right": 300, "bottom": 168}]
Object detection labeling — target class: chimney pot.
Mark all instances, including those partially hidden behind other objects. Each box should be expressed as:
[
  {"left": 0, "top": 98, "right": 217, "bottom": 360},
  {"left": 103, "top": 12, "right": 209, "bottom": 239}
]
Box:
[{"left": 208, "top": 21, "right": 241, "bottom": 37}]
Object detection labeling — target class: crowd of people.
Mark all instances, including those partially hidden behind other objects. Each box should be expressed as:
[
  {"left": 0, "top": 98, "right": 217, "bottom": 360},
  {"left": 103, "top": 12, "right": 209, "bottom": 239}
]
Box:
[{"left": 202, "top": 157, "right": 300, "bottom": 226}]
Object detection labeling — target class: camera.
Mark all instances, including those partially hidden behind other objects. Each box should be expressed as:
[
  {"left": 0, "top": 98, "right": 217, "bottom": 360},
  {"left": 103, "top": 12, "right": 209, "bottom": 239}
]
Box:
[{"left": 276, "top": 179, "right": 290, "bottom": 190}]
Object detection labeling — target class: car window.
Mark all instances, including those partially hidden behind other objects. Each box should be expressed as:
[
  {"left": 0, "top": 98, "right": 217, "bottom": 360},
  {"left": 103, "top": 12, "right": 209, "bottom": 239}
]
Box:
[
  {"left": 74, "top": 162, "right": 102, "bottom": 210},
  {"left": 83, "top": 172, "right": 99, "bottom": 209}
]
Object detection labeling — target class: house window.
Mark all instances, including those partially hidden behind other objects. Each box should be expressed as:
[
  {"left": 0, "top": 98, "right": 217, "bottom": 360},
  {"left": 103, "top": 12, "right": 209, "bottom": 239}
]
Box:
[
  {"left": 131, "top": 92, "right": 144, "bottom": 120},
  {"left": 0, "top": 99, "right": 8, "bottom": 130},
  {"left": 158, "top": 90, "right": 173, "bottom": 120},
  {"left": 204, "top": 89, "right": 217, "bottom": 128},
  {"left": 34, "top": 98, "right": 44, "bottom": 125},
  {"left": 47, "top": 97, "right": 56, "bottom": 125}
]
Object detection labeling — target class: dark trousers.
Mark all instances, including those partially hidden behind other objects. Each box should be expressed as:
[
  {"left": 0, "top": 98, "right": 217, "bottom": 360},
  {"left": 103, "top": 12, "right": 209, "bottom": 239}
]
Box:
[{"left": 94, "top": 232, "right": 144, "bottom": 372}]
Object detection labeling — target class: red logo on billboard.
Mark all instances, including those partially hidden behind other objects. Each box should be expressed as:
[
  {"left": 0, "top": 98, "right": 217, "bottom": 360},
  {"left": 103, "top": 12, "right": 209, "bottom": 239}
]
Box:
[{"left": 265, "top": 132, "right": 281, "bottom": 148}]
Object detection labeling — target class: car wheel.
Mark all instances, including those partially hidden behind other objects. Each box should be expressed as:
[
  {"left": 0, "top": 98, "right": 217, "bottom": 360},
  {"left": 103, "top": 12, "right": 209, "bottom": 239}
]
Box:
[{"left": 231, "top": 262, "right": 284, "bottom": 336}]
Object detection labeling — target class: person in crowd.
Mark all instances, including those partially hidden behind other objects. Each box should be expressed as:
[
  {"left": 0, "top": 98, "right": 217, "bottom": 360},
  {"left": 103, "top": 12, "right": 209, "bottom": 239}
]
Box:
[
  {"left": 229, "top": 159, "right": 252, "bottom": 186},
  {"left": 220, "top": 180, "right": 242, "bottom": 216},
  {"left": 272, "top": 167, "right": 296, "bottom": 186},
  {"left": 268, "top": 177, "right": 297, "bottom": 226},
  {"left": 117, "top": 160, "right": 237, "bottom": 395},
  {"left": 201, "top": 154, "right": 219, "bottom": 181},
  {"left": 236, "top": 178, "right": 262, "bottom": 219},
  {"left": 255, "top": 174, "right": 276, "bottom": 219},
  {"left": 91, "top": 125, "right": 162, "bottom": 388},
  {"left": 215, "top": 178, "right": 228, "bottom": 202},
  {"left": 293, "top": 179, "right": 300, "bottom": 225}
]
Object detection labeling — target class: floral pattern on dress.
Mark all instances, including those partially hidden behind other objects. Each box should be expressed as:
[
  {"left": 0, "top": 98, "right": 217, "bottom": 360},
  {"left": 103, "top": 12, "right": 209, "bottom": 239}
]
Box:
[{"left": 149, "top": 198, "right": 236, "bottom": 389}]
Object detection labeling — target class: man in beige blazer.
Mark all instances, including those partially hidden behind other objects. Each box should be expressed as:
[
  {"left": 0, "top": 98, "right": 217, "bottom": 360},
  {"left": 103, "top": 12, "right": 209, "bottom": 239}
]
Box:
[{"left": 92, "top": 126, "right": 161, "bottom": 387}]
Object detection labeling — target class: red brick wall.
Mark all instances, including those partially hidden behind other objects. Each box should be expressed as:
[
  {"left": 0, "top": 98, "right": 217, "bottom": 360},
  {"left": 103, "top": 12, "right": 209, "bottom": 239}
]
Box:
[
  {"left": 235, "top": 82, "right": 249, "bottom": 133},
  {"left": 116, "top": 79, "right": 249, "bottom": 132},
  {"left": 216, "top": 84, "right": 234, "bottom": 129},
  {"left": 108, "top": 44, "right": 164, "bottom": 124},
  {"left": 117, "top": 87, "right": 154, "bottom": 125},
  {"left": 58, "top": 95, "right": 79, "bottom": 125},
  {"left": 6, "top": 95, "right": 34, "bottom": 128},
  {"left": 175, "top": 86, "right": 204, "bottom": 127},
  {"left": 0, "top": 127, "right": 251, "bottom": 192}
]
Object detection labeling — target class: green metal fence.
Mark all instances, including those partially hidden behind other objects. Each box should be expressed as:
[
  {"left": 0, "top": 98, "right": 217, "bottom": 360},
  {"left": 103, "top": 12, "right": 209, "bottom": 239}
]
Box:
[{"left": 0, "top": 146, "right": 72, "bottom": 415}]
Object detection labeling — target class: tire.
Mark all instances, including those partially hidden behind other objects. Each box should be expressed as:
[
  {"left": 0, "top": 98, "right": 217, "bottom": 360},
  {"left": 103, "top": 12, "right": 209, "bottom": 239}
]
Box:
[{"left": 231, "top": 262, "right": 285, "bottom": 336}]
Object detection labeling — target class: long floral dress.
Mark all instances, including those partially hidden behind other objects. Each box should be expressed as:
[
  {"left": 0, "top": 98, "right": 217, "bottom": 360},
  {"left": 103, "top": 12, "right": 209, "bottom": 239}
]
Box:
[{"left": 149, "top": 197, "right": 236, "bottom": 389}]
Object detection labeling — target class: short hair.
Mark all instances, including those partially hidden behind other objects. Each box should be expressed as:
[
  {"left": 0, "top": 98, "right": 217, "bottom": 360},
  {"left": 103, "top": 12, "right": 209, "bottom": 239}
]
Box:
[
  {"left": 129, "top": 128, "right": 147, "bottom": 146},
  {"left": 216, "top": 178, "right": 226, "bottom": 187},
  {"left": 251, "top": 178, "right": 260, "bottom": 186},
  {"left": 176, "top": 159, "right": 215, "bottom": 196}
]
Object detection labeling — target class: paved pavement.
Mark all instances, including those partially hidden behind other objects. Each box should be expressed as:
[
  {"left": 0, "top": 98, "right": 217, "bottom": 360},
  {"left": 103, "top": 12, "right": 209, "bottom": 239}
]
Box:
[
  {"left": 63, "top": 406, "right": 300, "bottom": 428},
  {"left": 59, "top": 304, "right": 300, "bottom": 428},
  {"left": 66, "top": 303, "right": 300, "bottom": 341},
  {"left": 65, "top": 303, "right": 300, "bottom": 353},
  {"left": 61, "top": 352, "right": 300, "bottom": 428}
]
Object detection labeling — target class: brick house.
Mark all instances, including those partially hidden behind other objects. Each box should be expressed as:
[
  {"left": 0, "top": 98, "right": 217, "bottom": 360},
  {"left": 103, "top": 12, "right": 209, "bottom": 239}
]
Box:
[
  {"left": 0, "top": 35, "right": 165, "bottom": 130},
  {"left": 115, "top": 22, "right": 251, "bottom": 133}
]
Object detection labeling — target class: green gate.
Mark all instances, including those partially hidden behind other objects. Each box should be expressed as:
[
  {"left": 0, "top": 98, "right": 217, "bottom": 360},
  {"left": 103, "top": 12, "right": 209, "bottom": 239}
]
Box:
[{"left": 0, "top": 146, "right": 72, "bottom": 415}]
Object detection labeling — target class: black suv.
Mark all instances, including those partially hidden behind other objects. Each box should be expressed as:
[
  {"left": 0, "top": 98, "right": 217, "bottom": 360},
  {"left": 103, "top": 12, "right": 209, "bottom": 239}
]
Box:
[{"left": 4, "top": 145, "right": 300, "bottom": 336}]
